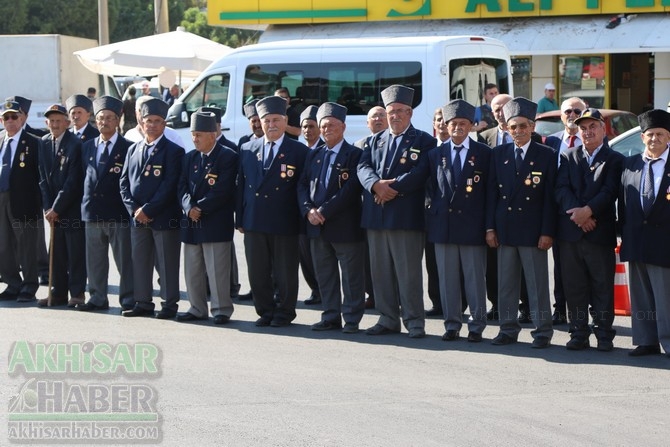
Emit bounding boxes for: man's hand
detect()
[188,207,202,222]
[44,209,59,224]
[372,179,398,204]
[134,207,152,225]
[486,230,499,248]
[538,235,553,250]
[307,208,325,226]
[580,217,597,233]
[567,206,593,227]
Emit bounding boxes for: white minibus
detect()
[166,36,513,146]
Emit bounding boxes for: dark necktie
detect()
[0,138,12,192]
[384,135,401,174]
[98,140,110,176]
[452,145,463,185]
[200,153,208,172]
[515,147,524,174]
[642,158,660,215]
[263,142,275,173]
[568,135,577,148]
[143,143,153,164]
[53,139,59,157]
[313,149,333,205]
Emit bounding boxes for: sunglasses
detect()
[563,109,582,115]
[2,113,19,121]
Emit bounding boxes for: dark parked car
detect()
[534,108,639,141]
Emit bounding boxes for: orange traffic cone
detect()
[614,244,631,316]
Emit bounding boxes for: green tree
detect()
[0,0,28,34]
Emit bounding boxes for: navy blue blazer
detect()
[218,134,239,152]
[1,129,42,221]
[555,143,623,247]
[81,135,132,222]
[179,143,238,244]
[39,131,83,227]
[119,135,184,230]
[397,137,492,245]
[619,154,670,268]
[236,137,308,235]
[72,125,100,143]
[297,140,364,243]
[486,141,557,246]
[357,125,437,231]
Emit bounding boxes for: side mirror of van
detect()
[166,102,189,128]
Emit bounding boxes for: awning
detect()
[260,13,670,55]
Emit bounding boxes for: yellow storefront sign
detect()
[209,0,670,25]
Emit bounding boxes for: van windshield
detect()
[243,62,422,117]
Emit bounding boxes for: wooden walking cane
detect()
[47,220,55,307]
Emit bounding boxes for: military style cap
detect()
[243,100,259,119]
[6,96,31,114]
[65,94,93,113]
[190,111,217,133]
[255,96,287,118]
[441,99,476,123]
[199,106,222,122]
[300,105,318,124]
[44,104,68,117]
[503,97,537,122]
[93,96,123,117]
[381,84,414,108]
[140,98,169,119]
[638,109,670,133]
[1,100,21,115]
[574,108,604,125]
[316,102,347,124]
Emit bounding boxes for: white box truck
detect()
[166,35,513,147]
[0,34,101,132]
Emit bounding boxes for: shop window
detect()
[558,55,607,108]
[511,57,531,99]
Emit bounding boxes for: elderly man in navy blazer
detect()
[236,95,308,327]
[400,100,492,342]
[619,109,670,357]
[65,94,99,142]
[177,111,238,325]
[120,98,184,319]
[298,102,365,333]
[79,96,134,312]
[357,84,437,339]
[37,104,86,308]
[0,101,43,302]
[555,108,624,351]
[486,97,557,348]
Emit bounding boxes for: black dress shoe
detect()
[491,333,517,345]
[255,316,272,327]
[304,294,321,305]
[532,336,551,349]
[426,307,443,317]
[486,307,499,321]
[270,317,291,327]
[0,290,18,301]
[629,345,661,357]
[155,310,176,320]
[566,337,590,350]
[122,307,155,317]
[365,324,399,336]
[596,339,614,352]
[213,315,230,325]
[176,312,205,322]
[467,332,483,343]
[78,302,110,312]
[237,292,253,301]
[311,320,341,331]
[17,293,36,303]
[552,310,567,325]
[442,330,460,341]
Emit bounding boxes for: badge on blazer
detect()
[154,169,161,177]
[399,157,407,164]
[257,152,262,161]
[466,186,473,193]
[208,178,215,186]
[473,173,481,183]
[468,155,475,166]
[280,172,286,178]
[409,148,420,161]
[112,166,121,174]
[524,178,532,186]
[286,164,296,177]
[532,176,541,184]
[341,172,349,180]
[529,161,534,166]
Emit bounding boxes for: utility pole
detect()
[155,0,169,34]
[98,0,111,95]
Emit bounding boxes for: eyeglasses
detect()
[2,113,19,121]
[563,109,582,115]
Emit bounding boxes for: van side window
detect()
[244,62,422,116]
[183,74,231,114]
